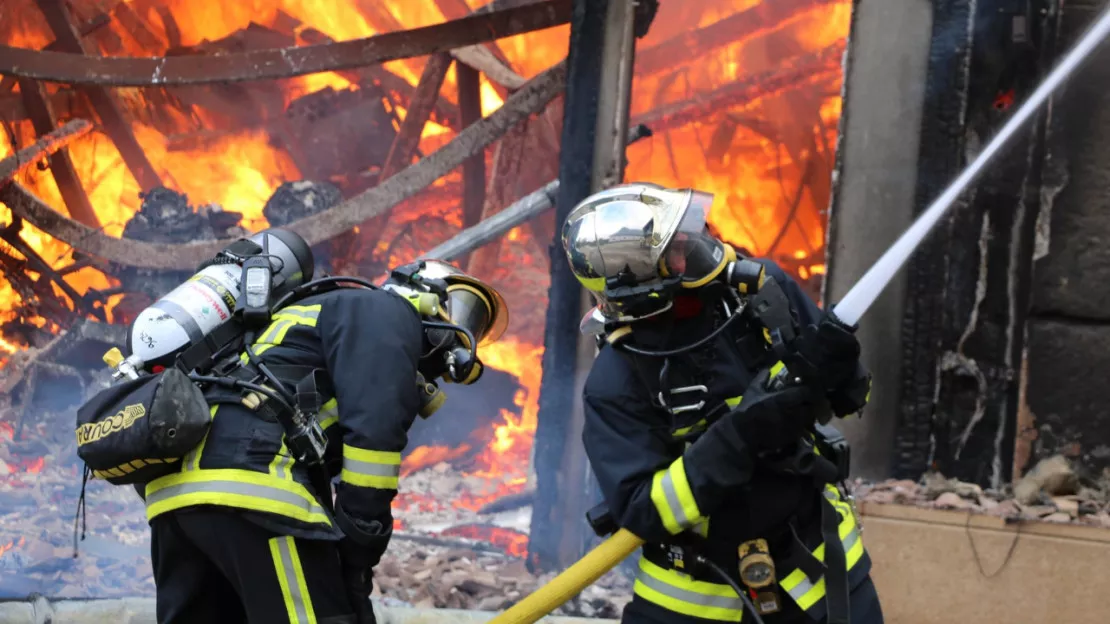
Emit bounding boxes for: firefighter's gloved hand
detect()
[335,502,392,623]
[789,313,862,393]
[727,368,819,452]
[827,361,871,417]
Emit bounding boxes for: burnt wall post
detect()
[527,0,609,572]
[1025,0,1110,477]
[823,0,935,479]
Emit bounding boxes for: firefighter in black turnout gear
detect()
[144,259,507,624]
[561,183,883,624]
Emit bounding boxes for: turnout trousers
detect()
[151,506,357,624]
[620,575,884,624]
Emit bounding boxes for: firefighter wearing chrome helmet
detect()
[562,183,882,624]
[145,259,506,624]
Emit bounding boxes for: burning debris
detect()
[0,0,855,594]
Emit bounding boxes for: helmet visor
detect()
[445,284,493,346]
[661,191,726,285]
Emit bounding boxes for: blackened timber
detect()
[36,0,163,192]
[465,121,530,276]
[0,0,572,87]
[380,53,454,180]
[457,63,488,270]
[0,119,93,182]
[422,124,650,263]
[16,79,100,229]
[635,0,834,78]
[632,43,844,133]
[0,61,568,270]
[297,28,460,128]
[528,0,608,573]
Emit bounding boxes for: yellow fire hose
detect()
[486,529,646,624]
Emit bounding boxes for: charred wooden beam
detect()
[35,0,163,193]
[0,0,572,87]
[435,0,517,68]
[0,12,109,97]
[16,79,100,229]
[636,0,833,78]
[465,121,530,276]
[0,60,568,270]
[457,63,488,270]
[297,28,460,129]
[529,0,610,573]
[632,43,844,133]
[380,53,455,180]
[0,119,92,183]
[0,215,105,322]
[421,124,649,263]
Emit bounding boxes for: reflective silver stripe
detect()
[659,470,692,529]
[342,457,401,478]
[636,566,746,612]
[147,479,323,515]
[275,307,320,320]
[785,527,862,603]
[273,453,294,480]
[274,537,311,624]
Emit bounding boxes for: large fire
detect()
[0,0,851,556]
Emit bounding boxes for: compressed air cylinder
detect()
[127,263,242,369]
[124,228,314,371]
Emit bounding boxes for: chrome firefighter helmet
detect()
[561,182,735,332]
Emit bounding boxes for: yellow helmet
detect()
[408,259,508,346]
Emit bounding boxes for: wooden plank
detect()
[0,119,93,182]
[1,60,568,270]
[0,0,572,87]
[457,62,487,270]
[16,79,100,229]
[465,120,529,276]
[35,0,163,192]
[860,503,1110,624]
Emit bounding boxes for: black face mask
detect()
[662,229,729,287]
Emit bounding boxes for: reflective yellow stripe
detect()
[779,487,865,612]
[242,305,322,360]
[91,457,180,480]
[182,405,219,472]
[649,457,704,534]
[318,398,339,431]
[633,557,744,621]
[770,361,786,377]
[340,444,401,489]
[145,469,332,527]
[269,441,295,481]
[725,395,742,408]
[672,419,707,437]
[269,536,318,624]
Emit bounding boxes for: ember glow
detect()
[0,0,851,558]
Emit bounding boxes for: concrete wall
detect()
[823,0,934,479]
[1026,0,1110,473]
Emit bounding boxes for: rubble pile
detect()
[374,539,632,617]
[855,454,1110,528]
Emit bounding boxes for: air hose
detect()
[486,529,645,624]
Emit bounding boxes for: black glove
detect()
[338,550,376,624]
[785,312,862,393]
[728,368,821,453]
[681,368,820,498]
[335,501,392,624]
[827,361,871,417]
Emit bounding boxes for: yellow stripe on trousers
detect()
[269,535,318,624]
